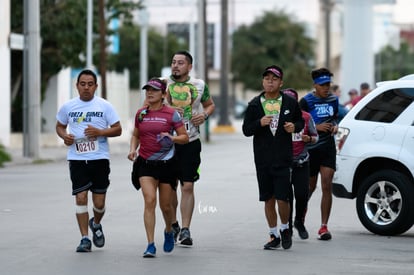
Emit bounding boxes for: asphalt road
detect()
[1,122,414,275]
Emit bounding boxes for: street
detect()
[1,123,414,275]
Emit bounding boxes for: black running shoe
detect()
[179,228,193,246]
[172,222,181,243]
[294,220,309,240]
[76,238,92,252]
[280,229,292,249]
[89,218,105,248]
[263,234,280,250]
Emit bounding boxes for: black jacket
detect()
[242,92,304,169]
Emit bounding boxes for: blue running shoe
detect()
[89,218,105,248]
[143,243,156,258]
[164,231,174,253]
[76,238,92,252]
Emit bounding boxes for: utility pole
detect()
[139,8,149,106]
[198,0,210,141]
[323,0,333,69]
[98,0,107,99]
[215,0,234,133]
[23,0,41,158]
[86,0,93,69]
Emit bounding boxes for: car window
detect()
[355,88,414,123]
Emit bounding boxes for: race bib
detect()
[184,119,190,134]
[270,114,279,136]
[75,138,99,154]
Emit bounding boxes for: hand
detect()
[63,134,75,146]
[301,134,312,143]
[283,122,295,133]
[260,115,274,126]
[317,122,333,133]
[84,124,101,138]
[127,150,137,161]
[190,113,206,127]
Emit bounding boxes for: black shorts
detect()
[131,156,178,191]
[69,159,110,195]
[256,166,291,202]
[175,139,201,184]
[308,143,336,177]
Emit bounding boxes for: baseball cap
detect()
[142,78,166,91]
[283,88,298,101]
[313,74,331,85]
[262,65,283,79]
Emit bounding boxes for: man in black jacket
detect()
[242,65,304,250]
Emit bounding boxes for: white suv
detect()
[333,75,414,236]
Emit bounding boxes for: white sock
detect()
[280,223,289,231]
[269,227,279,237]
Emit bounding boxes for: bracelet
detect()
[203,112,209,120]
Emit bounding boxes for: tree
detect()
[231,11,315,91]
[375,41,414,81]
[10,0,142,131]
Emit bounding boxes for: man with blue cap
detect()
[298,68,338,241]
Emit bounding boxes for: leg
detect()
[159,182,175,252]
[264,197,277,228]
[180,181,195,228]
[91,193,106,224]
[294,164,310,222]
[75,191,89,237]
[308,174,318,199]
[277,199,293,249]
[319,166,334,225]
[171,186,179,225]
[140,176,158,244]
[159,183,174,232]
[288,168,295,233]
[276,199,290,225]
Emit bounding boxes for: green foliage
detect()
[231,11,315,91]
[0,144,12,167]
[10,0,142,131]
[375,42,414,81]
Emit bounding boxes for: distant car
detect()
[211,97,247,119]
[333,74,414,236]
[234,100,247,119]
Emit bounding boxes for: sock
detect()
[82,235,89,240]
[280,223,289,231]
[269,227,279,237]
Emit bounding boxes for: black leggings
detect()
[289,161,310,224]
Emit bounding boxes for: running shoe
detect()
[178,228,193,246]
[76,238,92,252]
[280,229,292,249]
[263,234,280,250]
[172,222,181,243]
[164,231,175,253]
[89,218,105,247]
[143,242,156,258]
[294,220,309,240]
[318,225,332,240]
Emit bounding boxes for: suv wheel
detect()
[356,170,414,236]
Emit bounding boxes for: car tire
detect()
[356,170,414,236]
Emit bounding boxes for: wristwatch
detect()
[203,112,209,120]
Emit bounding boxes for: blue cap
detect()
[313,75,331,85]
